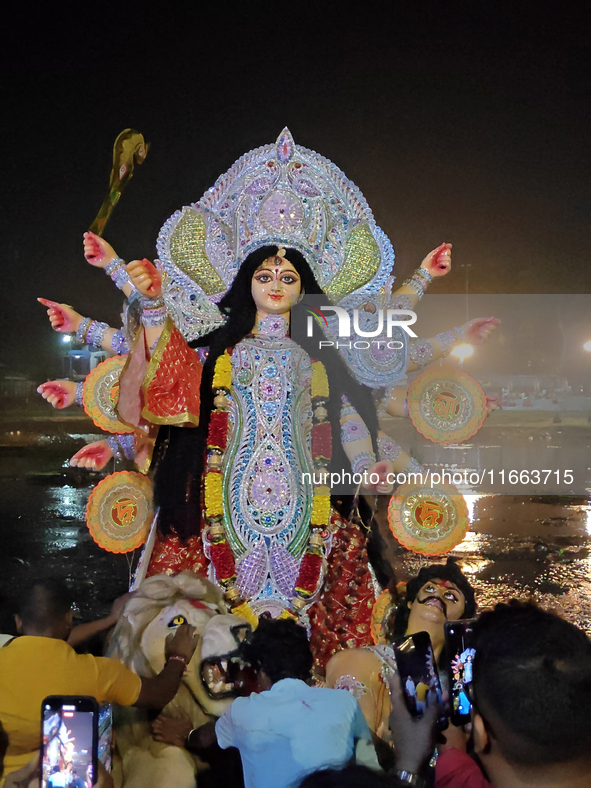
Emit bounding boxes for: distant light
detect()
[61,334,72,344]
[450,343,474,361]
[583,340,591,352]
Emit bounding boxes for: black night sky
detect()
[1,2,590,380]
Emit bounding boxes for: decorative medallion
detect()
[82,355,134,434]
[86,471,153,553]
[387,482,469,555]
[408,367,486,445]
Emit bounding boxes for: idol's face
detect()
[407,578,466,630]
[251,257,301,316]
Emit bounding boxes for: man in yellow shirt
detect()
[0,579,197,781]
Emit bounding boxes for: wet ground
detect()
[1,418,590,636]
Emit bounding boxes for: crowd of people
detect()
[0,562,590,788]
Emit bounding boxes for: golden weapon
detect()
[89,129,149,236]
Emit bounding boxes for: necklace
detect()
[202,347,332,626]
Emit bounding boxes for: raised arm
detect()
[83,231,137,300]
[407,317,500,372]
[390,243,452,309]
[126,259,166,350]
[38,298,128,355]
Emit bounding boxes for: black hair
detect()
[240,617,313,684]
[386,558,476,641]
[472,601,591,767]
[18,578,73,632]
[153,245,379,538]
[0,720,8,779]
[299,765,405,788]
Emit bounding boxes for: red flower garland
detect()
[311,422,332,460]
[209,540,236,583]
[295,552,323,596]
[207,411,229,450]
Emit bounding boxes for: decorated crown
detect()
[157,128,395,340]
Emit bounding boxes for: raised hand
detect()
[70,440,113,470]
[37,298,82,333]
[127,259,162,298]
[421,243,452,278]
[366,459,395,494]
[83,231,118,268]
[37,380,77,409]
[462,317,501,345]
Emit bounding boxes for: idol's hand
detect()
[485,394,498,416]
[421,243,452,278]
[127,259,162,298]
[38,298,82,333]
[70,440,113,470]
[462,317,501,345]
[83,231,118,268]
[366,460,395,494]
[37,380,76,409]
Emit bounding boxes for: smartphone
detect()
[444,619,477,726]
[393,631,446,728]
[41,696,98,788]
[97,704,112,773]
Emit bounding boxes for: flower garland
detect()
[203,350,332,627]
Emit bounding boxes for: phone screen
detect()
[393,631,445,726]
[41,697,98,788]
[445,620,477,726]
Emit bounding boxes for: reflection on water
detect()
[385,493,591,635]
[0,446,590,635]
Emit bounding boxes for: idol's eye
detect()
[281,275,297,284]
[424,584,436,592]
[168,615,188,628]
[444,591,458,601]
[255,274,272,283]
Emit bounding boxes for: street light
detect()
[61,334,72,344]
[583,340,591,352]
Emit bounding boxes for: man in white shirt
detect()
[215,618,380,788]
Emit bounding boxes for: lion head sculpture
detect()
[107,571,251,788]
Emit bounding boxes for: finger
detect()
[38,297,61,308]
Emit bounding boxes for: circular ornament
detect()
[86,471,153,553]
[408,367,486,445]
[387,482,468,555]
[82,355,134,434]
[260,190,304,232]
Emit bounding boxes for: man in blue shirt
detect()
[214,618,380,788]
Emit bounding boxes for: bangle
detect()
[141,296,167,328]
[436,330,456,356]
[185,728,198,751]
[415,266,433,284]
[75,317,91,345]
[75,381,84,407]
[105,257,135,291]
[402,274,428,298]
[111,330,129,355]
[86,320,109,349]
[167,655,188,668]
[393,770,423,787]
[351,450,376,476]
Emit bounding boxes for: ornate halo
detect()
[387,482,469,555]
[156,129,396,340]
[408,367,487,445]
[82,356,134,434]
[86,471,154,553]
